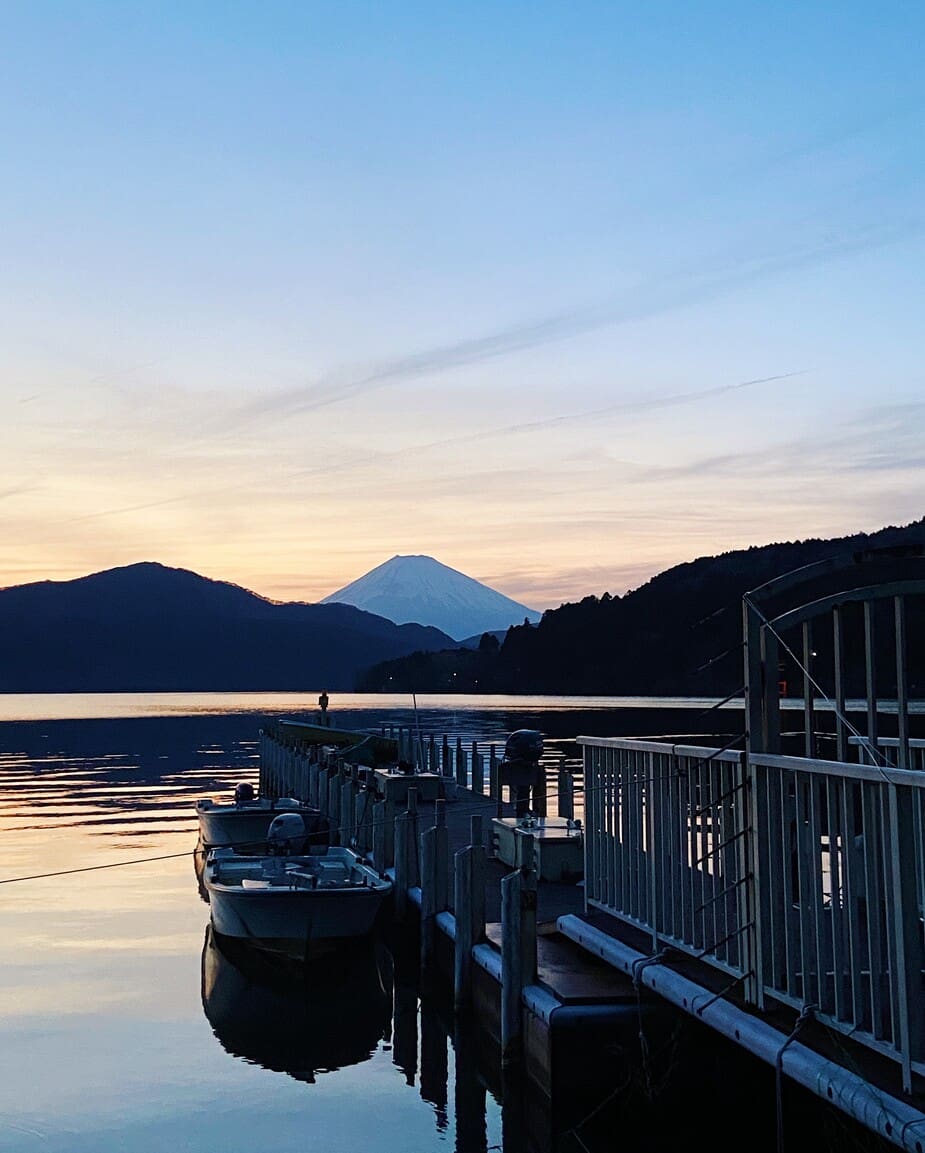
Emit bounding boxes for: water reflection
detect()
[0,700,794,1153]
[201,927,392,1081]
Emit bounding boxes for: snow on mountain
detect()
[321,555,541,641]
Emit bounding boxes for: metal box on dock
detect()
[491,816,583,881]
[371,770,452,805]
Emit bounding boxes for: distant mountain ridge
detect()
[0,562,455,691]
[321,554,541,640]
[359,519,925,695]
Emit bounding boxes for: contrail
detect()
[290,369,811,469]
[69,368,805,522]
[230,218,913,427]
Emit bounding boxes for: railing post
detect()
[454,815,486,1006]
[421,799,449,970]
[501,833,536,1066]
[739,750,763,1006]
[887,780,922,1092]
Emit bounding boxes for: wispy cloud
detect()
[59,368,801,524]
[230,218,916,426]
[629,400,925,485]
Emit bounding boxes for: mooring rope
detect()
[775,1002,817,1153]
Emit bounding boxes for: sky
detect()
[1,2,923,610]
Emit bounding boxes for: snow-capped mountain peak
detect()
[321,555,540,640]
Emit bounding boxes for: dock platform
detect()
[255,540,925,1153]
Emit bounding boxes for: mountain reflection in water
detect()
[0,696,786,1153]
[201,927,393,1081]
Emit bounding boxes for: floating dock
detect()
[256,545,925,1152]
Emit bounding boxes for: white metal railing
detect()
[849,736,925,771]
[581,737,925,1090]
[582,738,748,975]
[750,751,925,1087]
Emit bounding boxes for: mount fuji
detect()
[321,555,541,640]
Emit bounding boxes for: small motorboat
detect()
[196,782,329,852]
[204,815,392,958]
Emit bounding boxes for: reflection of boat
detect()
[196,794,329,851]
[201,924,392,1081]
[204,845,392,958]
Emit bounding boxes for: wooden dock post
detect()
[407,787,420,888]
[454,815,486,1007]
[340,776,356,846]
[471,742,483,795]
[354,789,368,851]
[372,799,386,873]
[383,798,395,867]
[557,760,574,820]
[327,768,341,843]
[455,737,467,790]
[489,746,502,817]
[442,734,450,776]
[501,833,537,1066]
[316,763,329,815]
[420,799,449,970]
[394,787,420,922]
[394,811,410,920]
[534,765,547,817]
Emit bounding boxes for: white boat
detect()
[196,789,329,852]
[204,844,392,957]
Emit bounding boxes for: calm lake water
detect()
[0,693,875,1152]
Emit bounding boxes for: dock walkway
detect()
[254,541,925,1153]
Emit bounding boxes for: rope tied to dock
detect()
[631,948,676,1100]
[775,1003,817,1153]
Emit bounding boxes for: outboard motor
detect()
[501,729,544,819]
[267,811,306,856]
[504,730,543,764]
[234,781,256,806]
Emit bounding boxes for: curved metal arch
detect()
[766,579,925,633]
[743,546,925,763]
[745,544,925,608]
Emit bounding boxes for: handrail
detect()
[577,735,742,761]
[748,750,925,787]
[582,735,925,1092]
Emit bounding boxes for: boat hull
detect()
[208,885,387,955]
[204,848,391,959]
[196,802,329,851]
